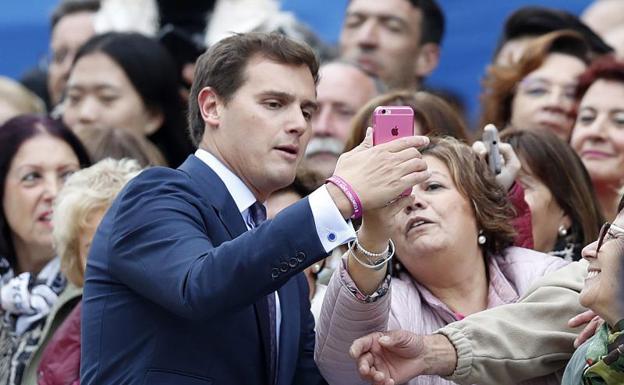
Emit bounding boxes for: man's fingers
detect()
[377,135,429,153]
[574,316,603,348]
[357,352,373,376]
[393,146,423,162]
[351,333,378,359]
[568,309,596,327]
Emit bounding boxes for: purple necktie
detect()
[249,202,277,383]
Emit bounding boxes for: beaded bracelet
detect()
[326,175,363,219]
[348,238,395,270]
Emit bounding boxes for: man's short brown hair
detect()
[187,32,320,146]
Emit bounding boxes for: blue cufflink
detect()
[328,233,336,242]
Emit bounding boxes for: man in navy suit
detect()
[80,32,430,385]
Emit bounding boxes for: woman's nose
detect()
[404,187,426,213]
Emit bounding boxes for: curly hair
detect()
[53,158,142,286]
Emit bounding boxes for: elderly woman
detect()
[315,137,569,385]
[561,197,624,384]
[0,115,90,385]
[24,158,142,385]
[480,30,591,141]
[570,55,624,222]
[500,130,603,260]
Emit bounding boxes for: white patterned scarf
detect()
[0,256,66,385]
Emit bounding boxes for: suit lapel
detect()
[179,155,273,384]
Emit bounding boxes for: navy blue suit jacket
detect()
[81,155,329,385]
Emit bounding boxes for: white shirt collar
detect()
[194,148,257,214]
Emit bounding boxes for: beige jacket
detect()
[438,259,587,385]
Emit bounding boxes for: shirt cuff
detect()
[308,185,356,253]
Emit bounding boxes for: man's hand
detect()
[349,330,457,385]
[329,128,429,218]
[568,309,604,348]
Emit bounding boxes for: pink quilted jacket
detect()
[315,247,569,385]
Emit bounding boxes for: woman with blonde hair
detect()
[0,77,45,124]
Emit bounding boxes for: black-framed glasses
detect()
[596,222,624,253]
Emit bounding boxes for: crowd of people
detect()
[1,0,623,384]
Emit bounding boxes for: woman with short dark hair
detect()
[570,55,624,222]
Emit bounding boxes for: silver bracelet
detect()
[348,238,395,270]
[355,236,390,258]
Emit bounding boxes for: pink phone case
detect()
[372,106,415,145]
[372,106,415,197]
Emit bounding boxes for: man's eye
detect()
[264,101,282,110]
[345,15,364,28]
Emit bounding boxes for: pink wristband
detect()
[326,175,363,219]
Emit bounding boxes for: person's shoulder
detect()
[499,247,570,270]
[495,247,570,286]
[122,165,196,197]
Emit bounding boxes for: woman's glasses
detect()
[596,222,624,253]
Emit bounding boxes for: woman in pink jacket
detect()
[315,137,570,385]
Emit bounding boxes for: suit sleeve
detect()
[437,260,587,384]
[107,172,328,321]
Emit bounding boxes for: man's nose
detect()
[312,108,336,138]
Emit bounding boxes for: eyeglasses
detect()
[596,222,624,253]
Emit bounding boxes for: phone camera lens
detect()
[381,109,386,114]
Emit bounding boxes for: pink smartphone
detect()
[372,106,415,197]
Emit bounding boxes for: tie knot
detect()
[249,201,267,227]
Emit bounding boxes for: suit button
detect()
[296,251,306,262]
[279,262,289,272]
[288,258,298,268]
[271,268,280,279]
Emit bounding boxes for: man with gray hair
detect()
[298,61,380,190]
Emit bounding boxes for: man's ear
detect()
[198,87,221,128]
[414,43,441,78]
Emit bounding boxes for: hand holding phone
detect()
[372,106,415,197]
[482,124,502,175]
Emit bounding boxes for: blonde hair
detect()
[0,77,45,123]
[53,158,142,286]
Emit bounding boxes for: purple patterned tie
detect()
[249,202,277,383]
